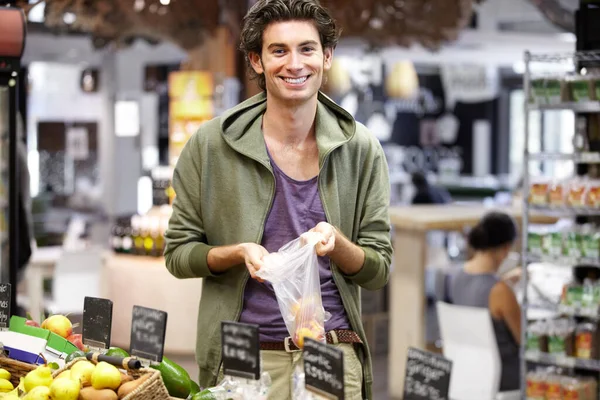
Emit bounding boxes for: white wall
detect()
[24,35,186,216]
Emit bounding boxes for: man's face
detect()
[249,20,333,106]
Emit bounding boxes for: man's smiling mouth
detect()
[281,76,309,84]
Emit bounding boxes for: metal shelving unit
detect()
[521,50,600,399]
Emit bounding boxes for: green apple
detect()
[91,362,121,390]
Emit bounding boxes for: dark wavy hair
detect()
[468,212,517,251]
[239,0,341,91]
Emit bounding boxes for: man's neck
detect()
[262,94,318,145]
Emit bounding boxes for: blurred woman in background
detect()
[449,211,521,391]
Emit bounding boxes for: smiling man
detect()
[164,1,392,399]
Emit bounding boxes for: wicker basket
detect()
[0,356,37,387]
[53,357,171,400]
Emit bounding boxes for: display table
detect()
[387,203,557,397]
[100,254,202,354]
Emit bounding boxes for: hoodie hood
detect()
[219,91,356,167]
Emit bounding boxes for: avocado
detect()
[65,350,86,363]
[150,356,192,398]
[105,347,130,358]
[189,380,200,395]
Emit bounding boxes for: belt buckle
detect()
[284,336,299,353]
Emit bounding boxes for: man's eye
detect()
[303,47,315,52]
[273,49,285,54]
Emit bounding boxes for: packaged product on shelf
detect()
[528,229,546,256]
[547,319,575,357]
[527,320,549,353]
[526,371,548,400]
[545,77,567,105]
[563,282,584,308]
[529,179,550,206]
[593,78,600,101]
[567,179,588,208]
[547,229,565,257]
[548,180,567,206]
[581,278,598,311]
[581,224,600,259]
[545,374,563,400]
[564,229,583,259]
[585,180,600,207]
[575,321,598,359]
[529,78,547,105]
[569,75,594,102]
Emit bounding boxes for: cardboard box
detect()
[9,316,78,365]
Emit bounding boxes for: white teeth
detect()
[284,77,307,84]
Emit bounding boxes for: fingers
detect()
[247,260,264,282]
[316,234,335,257]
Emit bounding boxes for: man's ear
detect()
[249,52,264,74]
[323,47,333,71]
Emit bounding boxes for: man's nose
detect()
[286,51,303,71]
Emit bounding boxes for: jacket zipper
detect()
[318,148,373,391]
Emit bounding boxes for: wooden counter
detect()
[388,203,556,397]
[100,254,202,355]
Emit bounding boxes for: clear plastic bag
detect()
[197,372,271,399]
[255,232,330,348]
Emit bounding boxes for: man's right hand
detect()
[238,243,269,282]
[207,243,269,280]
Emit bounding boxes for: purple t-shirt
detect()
[238,152,350,342]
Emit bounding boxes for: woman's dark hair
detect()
[239,0,341,91]
[468,212,517,251]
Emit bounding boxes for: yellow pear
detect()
[70,361,95,387]
[55,370,71,380]
[90,362,120,391]
[49,377,80,400]
[0,368,11,380]
[0,378,13,392]
[24,366,53,393]
[23,385,50,400]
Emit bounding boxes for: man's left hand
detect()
[309,222,336,256]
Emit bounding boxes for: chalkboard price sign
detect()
[303,338,344,400]
[0,284,10,329]
[130,306,167,363]
[221,321,260,380]
[83,297,113,350]
[403,347,452,400]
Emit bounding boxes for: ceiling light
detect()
[63,12,76,24]
[160,0,170,5]
[134,0,145,12]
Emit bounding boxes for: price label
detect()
[403,347,452,400]
[83,297,113,351]
[221,321,260,380]
[303,338,344,400]
[0,284,10,329]
[129,306,167,363]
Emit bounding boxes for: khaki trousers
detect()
[219,343,363,400]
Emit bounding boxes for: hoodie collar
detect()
[219,91,356,167]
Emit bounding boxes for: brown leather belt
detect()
[260,329,362,352]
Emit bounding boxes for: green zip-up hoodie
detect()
[164,91,392,399]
